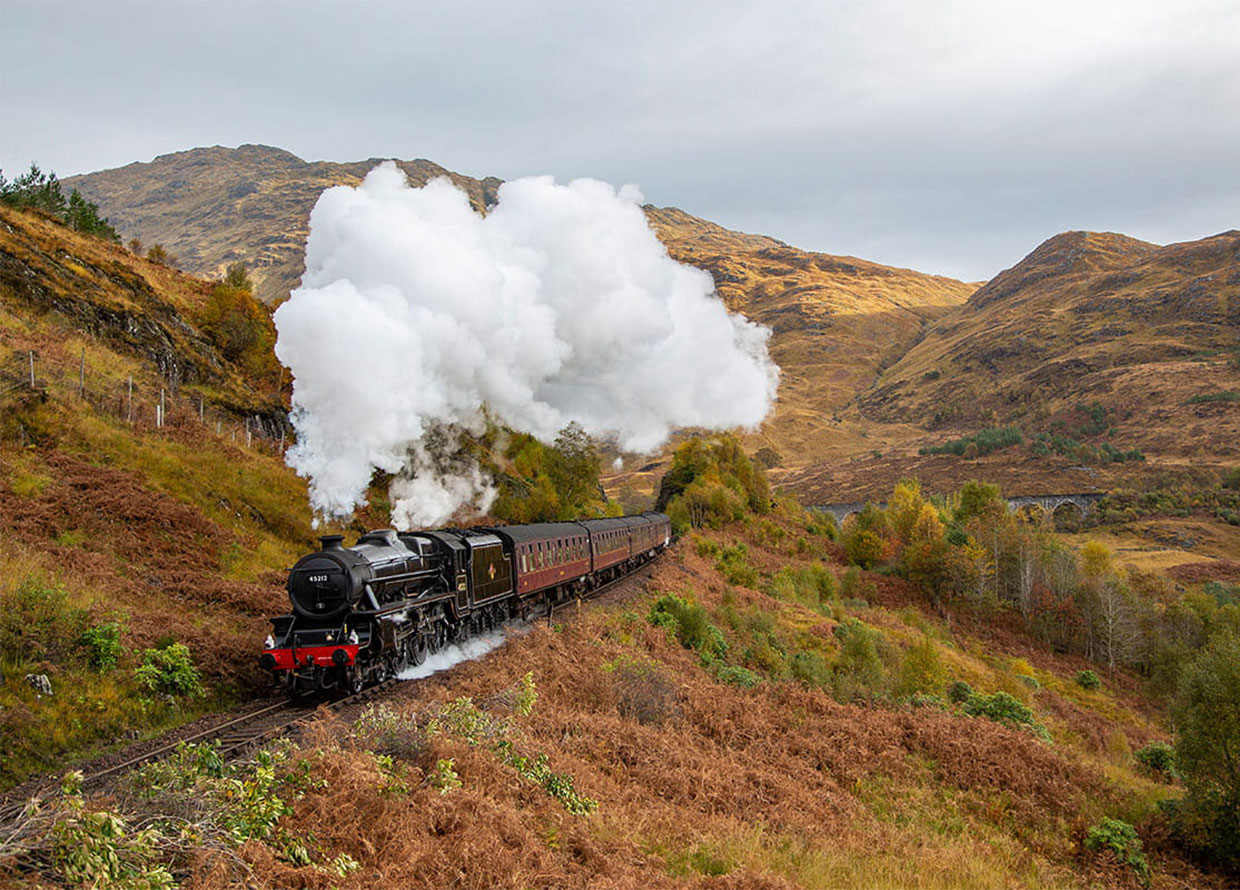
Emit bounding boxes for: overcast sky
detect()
[2,0,1237,280]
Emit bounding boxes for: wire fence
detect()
[0,348,291,456]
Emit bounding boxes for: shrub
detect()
[1186,391,1240,404]
[964,691,1051,742]
[920,426,1023,458]
[79,622,125,673]
[604,656,679,724]
[766,564,836,610]
[894,638,946,698]
[0,576,91,666]
[715,664,760,688]
[1134,741,1177,779]
[354,702,424,760]
[133,643,203,698]
[948,680,974,704]
[1075,669,1101,690]
[648,594,727,661]
[844,529,886,569]
[715,543,759,588]
[1084,818,1149,883]
[789,651,831,687]
[831,619,886,701]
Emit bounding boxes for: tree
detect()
[64,189,119,241]
[546,422,600,517]
[887,478,926,545]
[954,479,1004,525]
[0,163,66,216]
[1172,632,1240,872]
[902,502,950,599]
[146,244,174,266]
[223,261,253,291]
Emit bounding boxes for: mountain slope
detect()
[858,229,1240,463]
[63,144,502,305]
[66,146,976,476]
[0,204,322,785]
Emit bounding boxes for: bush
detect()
[920,426,1023,458]
[79,622,125,673]
[963,691,1051,742]
[766,564,836,611]
[1134,741,1177,779]
[948,680,974,704]
[715,664,760,688]
[648,594,727,661]
[1084,818,1149,883]
[133,643,204,698]
[715,543,758,588]
[0,576,90,666]
[1075,669,1101,689]
[894,638,946,698]
[831,619,886,702]
[789,651,830,687]
[604,656,679,724]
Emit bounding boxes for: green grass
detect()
[1185,390,1240,404]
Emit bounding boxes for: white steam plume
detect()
[274,162,778,528]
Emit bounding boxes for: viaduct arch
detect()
[810,492,1104,525]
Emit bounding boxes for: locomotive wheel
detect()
[411,634,427,665]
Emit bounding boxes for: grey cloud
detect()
[1,0,1236,280]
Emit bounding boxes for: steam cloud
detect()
[274,162,778,528]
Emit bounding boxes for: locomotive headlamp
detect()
[332,648,349,666]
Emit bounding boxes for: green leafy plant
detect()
[1134,741,1177,779]
[948,680,974,704]
[428,758,462,794]
[133,643,203,698]
[963,691,1051,742]
[79,621,125,673]
[1075,669,1101,690]
[1085,818,1149,883]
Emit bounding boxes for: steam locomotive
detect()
[260,512,672,697]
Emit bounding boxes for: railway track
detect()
[0,554,663,828]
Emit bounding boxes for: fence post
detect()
[127,376,133,422]
[199,396,204,422]
[79,349,85,396]
[159,388,166,428]
[28,351,34,388]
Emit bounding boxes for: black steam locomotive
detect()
[260,512,672,697]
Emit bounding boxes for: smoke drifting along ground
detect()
[275,162,778,528]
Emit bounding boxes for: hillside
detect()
[63,145,502,306]
[67,146,974,482]
[645,208,973,471]
[3,502,1230,888]
[60,145,1240,506]
[0,204,321,785]
[861,230,1240,460]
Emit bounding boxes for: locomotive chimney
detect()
[319,535,345,551]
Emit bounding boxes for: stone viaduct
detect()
[810,492,1104,525]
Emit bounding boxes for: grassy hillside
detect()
[67,146,976,485]
[5,499,1230,888]
[0,204,325,786]
[63,144,502,306]
[860,230,1240,465]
